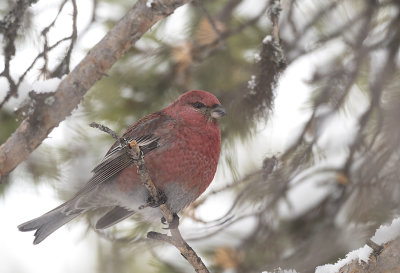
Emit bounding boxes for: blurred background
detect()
[1,0,400,272]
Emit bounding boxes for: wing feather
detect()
[68,112,174,201]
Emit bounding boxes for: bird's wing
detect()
[91,133,159,174]
[68,112,175,202]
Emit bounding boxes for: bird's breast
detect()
[146,123,221,196]
[113,121,221,211]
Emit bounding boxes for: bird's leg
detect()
[146,189,167,208]
[161,213,180,229]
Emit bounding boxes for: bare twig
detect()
[134,146,210,273]
[38,0,69,78]
[1,0,78,108]
[51,0,79,77]
[194,0,224,43]
[16,36,73,88]
[0,0,40,107]
[192,2,270,56]
[269,0,281,43]
[89,122,120,140]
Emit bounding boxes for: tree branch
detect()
[0,0,39,107]
[318,237,400,273]
[0,0,192,182]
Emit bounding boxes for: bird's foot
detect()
[161,213,180,229]
[146,190,167,208]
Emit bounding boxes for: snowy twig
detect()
[316,217,400,273]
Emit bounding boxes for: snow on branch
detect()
[316,217,400,273]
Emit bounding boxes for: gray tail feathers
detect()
[18,206,83,245]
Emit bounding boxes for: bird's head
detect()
[168,90,226,125]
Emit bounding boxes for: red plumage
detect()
[18,90,225,244]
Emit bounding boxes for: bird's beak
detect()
[211,105,226,119]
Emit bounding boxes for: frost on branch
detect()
[316,217,400,273]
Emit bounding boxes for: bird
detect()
[18,90,225,244]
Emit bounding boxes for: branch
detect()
[0,0,39,107]
[269,0,281,43]
[50,0,78,77]
[194,0,224,44]
[244,0,286,120]
[0,0,192,182]
[91,122,210,273]
[316,237,400,273]
[132,140,210,273]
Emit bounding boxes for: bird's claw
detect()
[146,190,167,208]
[161,213,180,229]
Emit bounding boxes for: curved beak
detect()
[211,105,226,119]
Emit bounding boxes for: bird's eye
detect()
[191,102,206,109]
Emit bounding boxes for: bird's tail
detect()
[18,205,83,245]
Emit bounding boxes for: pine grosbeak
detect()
[18,90,225,244]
